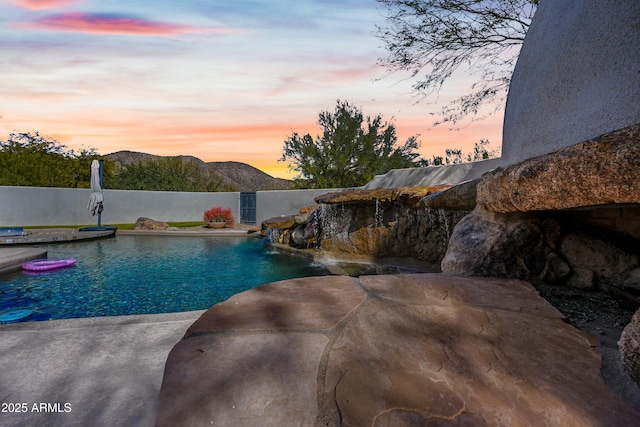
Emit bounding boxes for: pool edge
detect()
[0,310,206,331]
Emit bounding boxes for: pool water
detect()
[0,235,330,322]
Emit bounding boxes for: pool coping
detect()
[117,229,258,237]
[0,227,116,246]
[0,309,206,331]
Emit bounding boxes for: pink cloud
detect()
[328,66,375,81]
[16,13,239,36]
[12,0,79,10]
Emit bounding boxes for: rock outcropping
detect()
[261,185,472,268]
[442,206,640,290]
[478,126,640,213]
[442,128,640,291]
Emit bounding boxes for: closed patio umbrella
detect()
[87,159,104,226]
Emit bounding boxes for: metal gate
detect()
[240,192,257,225]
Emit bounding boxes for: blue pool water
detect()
[0,235,330,322]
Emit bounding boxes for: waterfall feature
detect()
[262,185,472,270]
[374,199,383,228]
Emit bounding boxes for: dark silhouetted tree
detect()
[0,131,100,188]
[106,157,236,192]
[280,100,425,188]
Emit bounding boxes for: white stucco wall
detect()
[501,0,640,167]
[0,186,339,227]
[0,186,240,226]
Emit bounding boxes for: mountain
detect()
[105,151,294,192]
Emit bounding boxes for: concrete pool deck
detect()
[0,310,204,427]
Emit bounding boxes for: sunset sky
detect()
[0,0,505,178]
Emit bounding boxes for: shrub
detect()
[203,207,235,227]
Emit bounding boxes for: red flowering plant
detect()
[203,207,235,228]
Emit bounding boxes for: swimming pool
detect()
[0,235,330,322]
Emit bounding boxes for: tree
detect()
[280,100,424,188]
[0,131,100,187]
[376,0,537,125]
[106,157,237,192]
[425,138,499,165]
[444,148,463,165]
[466,138,498,162]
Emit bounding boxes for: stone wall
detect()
[0,185,240,226]
[0,185,347,227]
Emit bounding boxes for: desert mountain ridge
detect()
[105,150,294,192]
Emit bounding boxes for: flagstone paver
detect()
[156,273,640,426]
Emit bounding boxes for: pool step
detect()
[0,248,48,275]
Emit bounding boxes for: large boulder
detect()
[559,233,639,289]
[134,217,169,230]
[261,215,296,230]
[418,178,478,211]
[442,206,640,290]
[620,309,640,384]
[319,201,467,267]
[478,125,640,213]
[440,207,548,279]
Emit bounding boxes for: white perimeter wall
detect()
[0,186,339,227]
[0,186,240,226]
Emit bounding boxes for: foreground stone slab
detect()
[156,274,640,426]
[185,276,366,335]
[158,333,328,426]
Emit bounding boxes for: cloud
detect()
[328,66,377,82]
[162,123,309,140]
[11,0,79,10]
[15,12,240,36]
